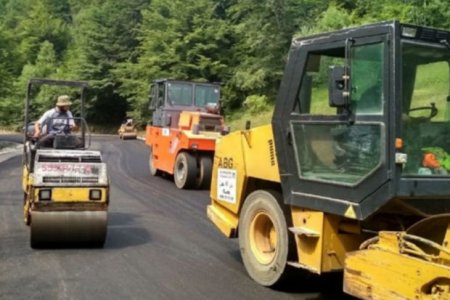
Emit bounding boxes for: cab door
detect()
[273,29,393,220]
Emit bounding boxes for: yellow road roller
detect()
[118,117,138,140]
[22,79,109,248]
[208,22,450,299]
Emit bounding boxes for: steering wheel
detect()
[60,123,72,135]
[407,102,438,120]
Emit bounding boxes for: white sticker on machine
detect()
[217,168,237,204]
[162,128,170,136]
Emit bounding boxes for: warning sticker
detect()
[162,128,170,136]
[217,168,237,204]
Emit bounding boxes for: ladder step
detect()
[289,226,320,238]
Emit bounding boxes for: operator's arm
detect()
[68,111,76,129]
[33,110,51,138]
[33,122,41,138]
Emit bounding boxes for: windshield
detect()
[401,41,450,176]
[167,83,193,106]
[195,85,220,106]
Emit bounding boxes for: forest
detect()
[0,0,448,128]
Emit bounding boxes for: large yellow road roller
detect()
[208,22,450,299]
[22,79,109,248]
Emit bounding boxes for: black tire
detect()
[30,238,40,249]
[239,190,292,287]
[196,155,212,189]
[174,152,198,189]
[23,192,31,226]
[149,147,160,176]
[30,223,40,249]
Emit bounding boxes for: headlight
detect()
[39,189,52,201]
[89,189,102,201]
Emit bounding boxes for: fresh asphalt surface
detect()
[0,134,352,300]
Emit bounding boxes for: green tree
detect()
[14,0,70,63]
[115,0,232,124]
[63,0,148,124]
[225,0,327,110]
[0,26,21,125]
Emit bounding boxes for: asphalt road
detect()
[0,134,351,300]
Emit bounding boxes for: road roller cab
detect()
[22,79,109,248]
[146,79,227,189]
[208,22,450,299]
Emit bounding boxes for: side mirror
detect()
[329,65,350,108]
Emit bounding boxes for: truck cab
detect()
[149,79,222,130]
[273,21,450,220]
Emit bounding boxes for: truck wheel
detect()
[196,155,212,189]
[239,190,292,287]
[149,148,160,176]
[174,152,198,189]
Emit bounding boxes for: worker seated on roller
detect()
[33,95,76,148]
[125,118,134,127]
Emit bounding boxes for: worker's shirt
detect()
[38,107,75,135]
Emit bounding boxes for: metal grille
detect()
[43,176,99,183]
[81,156,102,163]
[39,156,79,162]
[199,116,221,131]
[38,155,101,163]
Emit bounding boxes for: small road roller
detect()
[22,79,109,248]
[118,117,138,140]
[208,21,450,299]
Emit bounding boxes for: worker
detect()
[33,95,76,147]
[125,118,133,126]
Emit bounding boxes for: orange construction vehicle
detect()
[146,79,227,189]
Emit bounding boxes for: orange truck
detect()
[146,79,227,189]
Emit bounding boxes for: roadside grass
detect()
[225,108,273,131]
[0,125,21,133]
[411,62,448,120]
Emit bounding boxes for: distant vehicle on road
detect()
[146,79,228,189]
[118,117,138,139]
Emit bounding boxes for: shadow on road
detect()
[276,270,356,299]
[105,212,152,249]
[227,248,355,299]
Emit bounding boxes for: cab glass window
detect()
[195,85,220,106]
[292,42,385,185]
[351,42,384,114]
[167,83,192,106]
[401,42,450,176]
[296,50,344,115]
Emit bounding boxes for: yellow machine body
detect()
[208,124,450,299]
[118,123,138,139]
[208,124,364,273]
[208,124,279,236]
[22,148,109,247]
[345,230,450,300]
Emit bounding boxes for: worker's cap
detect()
[56,95,72,106]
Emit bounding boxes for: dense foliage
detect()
[0,0,448,126]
